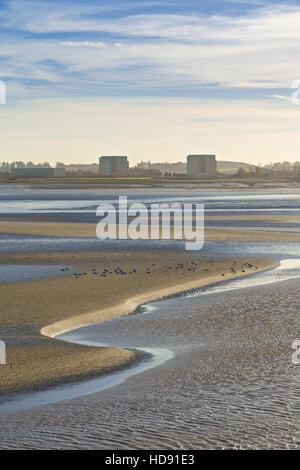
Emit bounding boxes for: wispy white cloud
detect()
[0,1,299,95]
[271,94,292,101]
[60,41,107,48]
[4,1,300,43]
[224,0,268,5]
[1,1,300,164]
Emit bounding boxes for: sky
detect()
[1,0,300,165]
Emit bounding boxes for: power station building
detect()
[186,155,217,178]
[10,167,66,178]
[99,156,129,176]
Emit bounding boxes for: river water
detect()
[0,259,299,449]
[0,186,299,449]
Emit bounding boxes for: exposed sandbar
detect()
[0,249,277,395]
[0,220,299,242]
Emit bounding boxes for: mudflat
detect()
[0,248,277,395]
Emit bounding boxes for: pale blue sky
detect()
[0,0,300,165]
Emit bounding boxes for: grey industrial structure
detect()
[11,167,66,178]
[99,156,129,175]
[186,154,217,178]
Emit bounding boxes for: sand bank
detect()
[2,214,300,223]
[0,249,277,395]
[0,220,300,242]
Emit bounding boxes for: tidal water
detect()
[2,186,300,257]
[0,186,299,449]
[0,260,299,449]
[2,185,300,225]
[0,264,72,283]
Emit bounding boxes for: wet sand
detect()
[0,268,298,449]
[3,214,300,223]
[1,220,300,241]
[0,249,276,395]
[0,188,298,449]
[205,215,300,223]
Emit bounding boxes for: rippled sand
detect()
[1,249,271,394]
[2,220,300,241]
[0,277,299,449]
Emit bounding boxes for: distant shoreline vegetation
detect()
[1,174,300,186]
[1,159,300,183]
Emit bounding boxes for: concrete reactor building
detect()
[99,156,129,176]
[186,154,217,178]
[11,167,66,178]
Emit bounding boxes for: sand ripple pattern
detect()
[0,277,299,449]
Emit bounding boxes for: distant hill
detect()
[135,160,255,176]
[217,161,254,170]
[217,161,255,174]
[136,161,187,175]
[64,160,255,176]
[65,163,99,173]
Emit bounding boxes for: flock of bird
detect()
[60,260,258,280]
